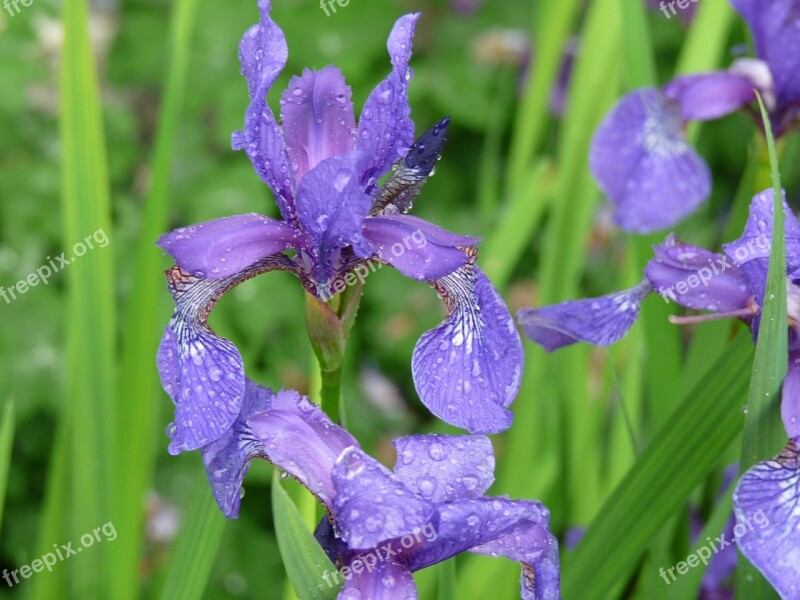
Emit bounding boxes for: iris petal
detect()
[362,215,477,281]
[337,559,418,600]
[663,72,757,122]
[783,352,800,440]
[331,446,435,551]
[157,214,298,280]
[157,257,297,455]
[233,0,297,222]
[392,434,495,503]
[405,496,560,600]
[280,66,357,182]
[590,88,710,233]
[412,262,523,434]
[731,0,800,132]
[518,282,651,351]
[201,383,359,518]
[723,189,800,310]
[645,234,753,312]
[358,13,420,190]
[295,152,374,284]
[733,441,800,600]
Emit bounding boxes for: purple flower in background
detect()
[517,189,800,597]
[591,0,800,233]
[203,389,560,599]
[156,0,523,447]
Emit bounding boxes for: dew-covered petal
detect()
[783,352,800,440]
[412,262,523,434]
[406,496,560,600]
[517,282,651,352]
[337,559,418,600]
[157,214,298,279]
[331,446,435,551]
[663,71,757,121]
[362,215,478,281]
[295,152,374,283]
[723,189,800,309]
[645,234,753,312]
[232,0,297,222]
[158,257,297,455]
[357,14,420,190]
[199,379,277,517]
[731,0,800,132]
[589,88,710,233]
[733,441,800,600]
[280,66,357,183]
[247,391,359,510]
[392,434,495,503]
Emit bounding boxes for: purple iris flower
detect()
[590,0,800,233]
[156,0,524,450]
[517,189,800,597]
[201,380,559,598]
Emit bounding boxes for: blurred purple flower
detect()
[518,189,800,597]
[591,0,800,233]
[203,390,560,599]
[156,1,523,446]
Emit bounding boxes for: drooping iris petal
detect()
[362,215,478,281]
[337,559,418,600]
[663,72,757,121]
[731,0,800,132]
[644,234,753,312]
[357,13,420,190]
[201,383,358,518]
[157,257,297,455]
[392,434,495,503]
[157,214,298,279]
[160,271,245,454]
[295,152,374,283]
[518,282,651,352]
[412,263,523,434]
[199,379,277,518]
[589,88,710,233]
[723,190,800,309]
[405,496,560,600]
[733,441,800,600]
[280,66,357,183]
[331,447,435,551]
[232,0,297,222]
[783,352,800,440]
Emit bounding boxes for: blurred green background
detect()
[1,0,796,598]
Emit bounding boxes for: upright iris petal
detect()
[280,66,357,182]
[233,0,296,223]
[357,13,420,190]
